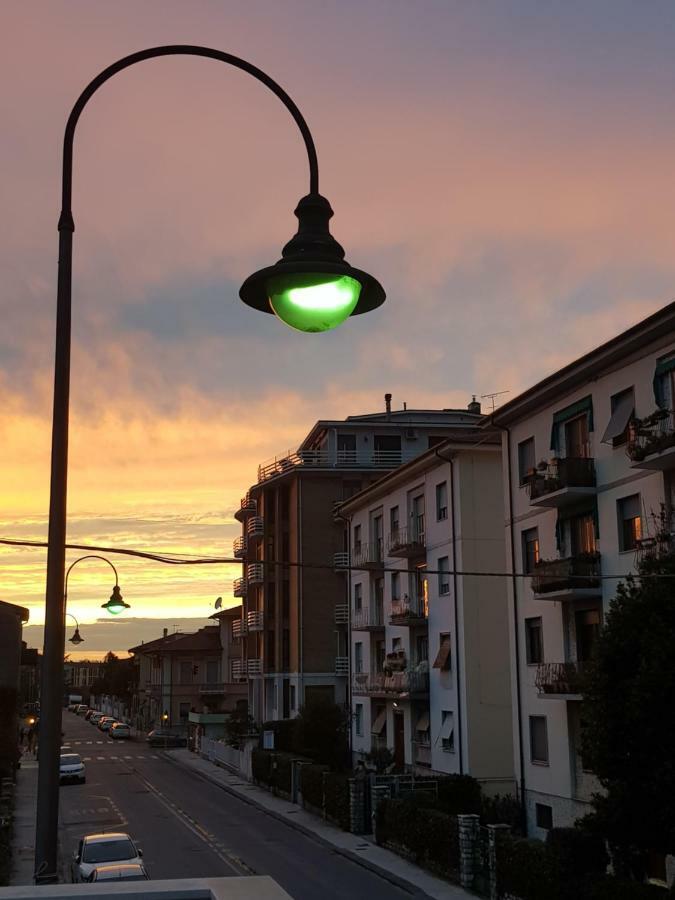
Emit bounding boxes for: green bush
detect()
[323,773,350,830]
[546,827,608,881]
[480,793,522,831]
[496,834,557,900]
[300,764,328,811]
[435,774,482,815]
[375,797,459,879]
[260,719,296,753]
[585,876,669,899]
[251,748,274,786]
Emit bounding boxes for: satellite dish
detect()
[214,597,223,609]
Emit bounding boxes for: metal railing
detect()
[235,493,257,520]
[247,563,264,583]
[333,551,350,570]
[233,577,247,598]
[352,605,385,629]
[233,536,248,558]
[247,610,264,630]
[531,553,601,594]
[390,596,427,623]
[535,661,585,695]
[247,658,263,676]
[351,541,384,568]
[528,456,596,500]
[232,619,248,639]
[335,657,349,676]
[334,604,349,625]
[246,516,264,539]
[351,670,429,696]
[257,446,414,483]
[199,682,226,694]
[231,660,246,681]
[627,410,675,462]
[388,525,426,556]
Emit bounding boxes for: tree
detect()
[224,705,257,748]
[294,698,350,770]
[91,652,138,701]
[580,542,675,876]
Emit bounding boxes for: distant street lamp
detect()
[66,614,83,645]
[37,45,385,882]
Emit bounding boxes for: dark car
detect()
[146,730,187,748]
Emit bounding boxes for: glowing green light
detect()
[267,273,361,333]
[105,602,124,616]
[101,585,129,616]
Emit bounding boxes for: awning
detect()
[439,712,454,739]
[601,391,634,444]
[653,355,675,407]
[371,709,386,735]
[550,395,594,451]
[432,635,452,670]
[416,711,430,732]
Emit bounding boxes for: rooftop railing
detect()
[257,446,414,483]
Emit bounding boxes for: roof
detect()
[127,632,185,655]
[165,627,221,653]
[490,300,675,426]
[337,431,501,514]
[0,600,29,623]
[210,604,242,621]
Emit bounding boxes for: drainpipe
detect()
[434,448,464,775]
[491,418,527,833]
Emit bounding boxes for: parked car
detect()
[90,712,105,725]
[71,833,143,883]
[110,723,131,740]
[98,717,117,732]
[76,704,89,715]
[88,863,149,882]
[146,730,187,748]
[84,709,96,721]
[59,753,86,785]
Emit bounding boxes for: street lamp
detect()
[37,45,385,883]
[66,614,83,645]
[101,585,130,616]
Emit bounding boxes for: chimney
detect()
[384,393,392,415]
[467,395,482,415]
[163,627,168,638]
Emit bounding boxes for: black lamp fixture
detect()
[66,613,83,645]
[101,585,130,616]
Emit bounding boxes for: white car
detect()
[88,863,149,882]
[59,753,86,784]
[110,723,131,740]
[71,833,143,883]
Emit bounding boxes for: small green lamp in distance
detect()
[101,585,130,616]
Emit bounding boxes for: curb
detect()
[161,751,428,897]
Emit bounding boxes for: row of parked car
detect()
[70,703,132,739]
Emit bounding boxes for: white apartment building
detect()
[491,301,675,838]
[338,432,515,792]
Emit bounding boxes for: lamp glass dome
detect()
[267,272,361,333]
[69,628,84,645]
[102,585,129,616]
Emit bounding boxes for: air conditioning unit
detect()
[404,428,417,440]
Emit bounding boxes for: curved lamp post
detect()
[37,45,385,882]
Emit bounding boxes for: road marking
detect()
[124,755,132,759]
[82,757,91,761]
[110,756,118,760]
[150,755,158,759]
[97,756,104,760]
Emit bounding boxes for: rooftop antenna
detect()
[480,390,510,413]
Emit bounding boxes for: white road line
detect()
[150,755,158,759]
[97,756,104,760]
[110,756,118,760]
[136,755,145,759]
[82,757,91,761]
[124,755,132,759]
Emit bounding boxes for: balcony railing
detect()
[231,660,246,681]
[199,682,226,695]
[257,447,414,483]
[352,670,429,697]
[351,541,384,570]
[531,553,601,597]
[233,536,248,559]
[234,493,257,521]
[247,610,264,631]
[352,605,385,630]
[388,526,426,558]
[635,531,675,566]
[247,563,264,584]
[334,604,349,625]
[333,552,350,571]
[535,661,586,697]
[233,577,247,598]
[335,657,349,676]
[627,410,675,468]
[390,596,428,625]
[527,457,596,505]
[247,516,264,539]
[247,658,263,676]
[232,619,248,639]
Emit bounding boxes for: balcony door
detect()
[568,512,596,556]
[575,609,601,663]
[411,494,425,541]
[337,433,356,464]
[564,414,590,459]
[393,710,405,770]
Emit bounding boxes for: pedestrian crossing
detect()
[81,754,159,761]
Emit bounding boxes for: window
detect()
[282,629,290,669]
[354,583,363,612]
[415,634,429,664]
[433,633,452,671]
[436,482,448,520]
[353,524,362,555]
[575,608,601,662]
[354,642,363,674]
[391,571,400,602]
[179,702,190,721]
[290,684,296,710]
[618,494,642,551]
[602,387,634,446]
[373,434,401,461]
[536,803,553,830]
[411,494,425,541]
[525,618,543,664]
[392,637,402,652]
[355,703,363,737]
[529,716,549,764]
[390,505,399,535]
[438,556,450,595]
[375,640,386,672]
[518,437,536,484]
[206,661,219,683]
[374,577,384,610]
[179,661,192,684]
[522,528,540,574]
[266,630,276,669]
[440,710,455,752]
[372,513,383,559]
[338,433,356,463]
[564,414,590,459]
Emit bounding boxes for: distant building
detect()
[0,600,29,776]
[19,642,40,708]
[490,301,675,837]
[63,659,106,692]
[232,398,484,725]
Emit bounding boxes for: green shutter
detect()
[653,356,675,408]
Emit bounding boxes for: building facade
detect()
[491,301,675,838]
[233,399,483,725]
[338,434,514,792]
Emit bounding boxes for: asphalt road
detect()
[59,712,413,899]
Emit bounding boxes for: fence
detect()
[200,737,254,781]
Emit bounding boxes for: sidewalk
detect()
[165,748,472,900]
[9,756,38,885]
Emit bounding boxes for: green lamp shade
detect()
[267,273,361,333]
[105,602,124,615]
[102,585,129,616]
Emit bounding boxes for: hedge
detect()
[300,764,328,811]
[496,834,555,900]
[376,797,459,880]
[251,748,273,787]
[323,773,350,831]
[584,877,669,900]
[251,749,294,795]
[435,774,482,815]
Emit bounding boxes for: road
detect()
[59,712,414,899]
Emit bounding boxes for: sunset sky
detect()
[4,1,675,658]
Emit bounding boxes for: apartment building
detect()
[129,612,245,735]
[232,398,483,725]
[63,659,106,691]
[337,434,514,791]
[491,301,675,838]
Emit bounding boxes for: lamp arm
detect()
[64,554,120,597]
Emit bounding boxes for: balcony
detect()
[247,563,264,584]
[351,541,384,571]
[247,610,264,631]
[333,551,350,571]
[247,658,263,676]
[257,447,413,483]
[352,670,429,698]
[233,577,247,598]
[390,596,428,626]
[334,604,349,625]
[232,619,248,639]
[233,536,248,559]
[527,457,596,508]
[234,492,257,521]
[531,553,601,601]
[199,682,226,695]
[352,605,385,630]
[231,660,246,681]
[247,516,264,540]
[388,526,426,558]
[636,532,675,568]
[535,661,585,700]
[414,740,432,768]
[335,657,349,676]
[627,410,675,471]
